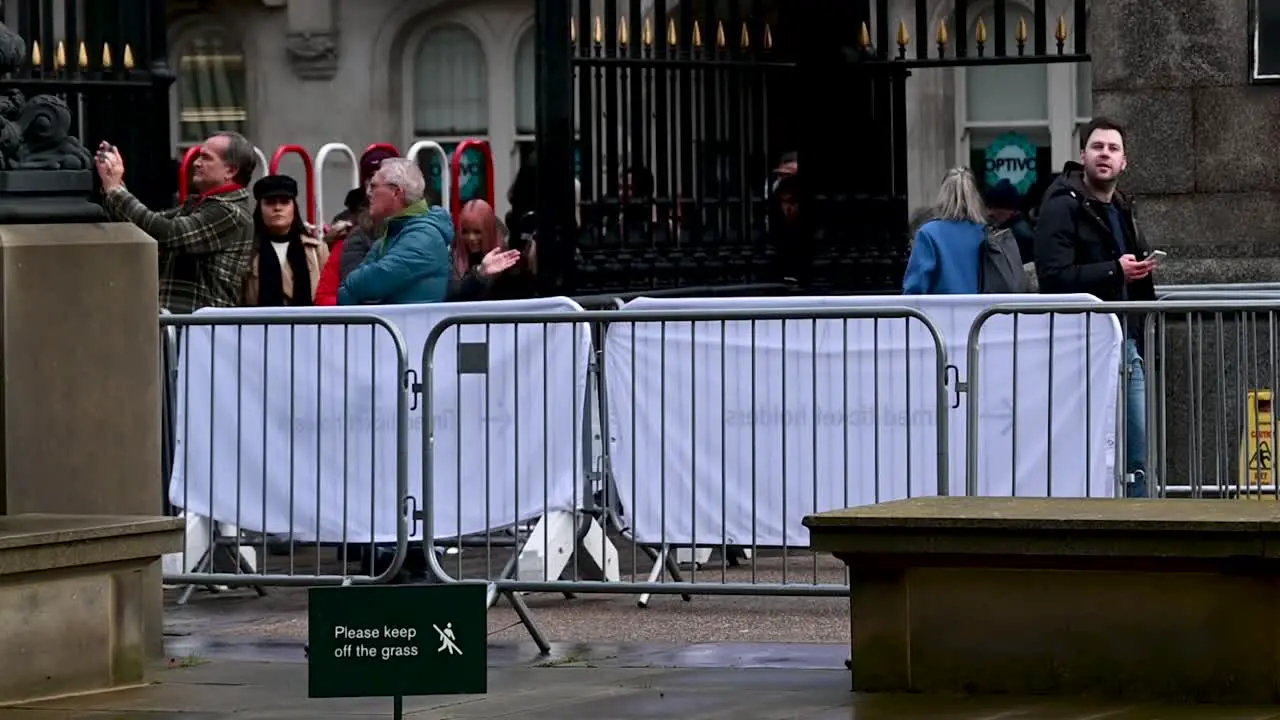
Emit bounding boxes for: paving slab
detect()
[3,653,1277,719]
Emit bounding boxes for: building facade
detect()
[1091,0,1278,284]
[167,0,1093,221]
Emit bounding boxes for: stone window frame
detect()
[1251,0,1280,84]
[168,16,253,154]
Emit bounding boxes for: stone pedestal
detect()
[0,514,182,705]
[806,496,1280,703]
[0,222,160,516]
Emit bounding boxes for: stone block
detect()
[0,223,160,516]
[1193,87,1280,193]
[805,497,1280,702]
[1093,91,1194,195]
[1092,0,1247,91]
[1136,192,1280,250]
[0,514,182,705]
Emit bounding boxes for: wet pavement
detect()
[9,551,1259,717]
[4,642,1278,718]
[162,549,853,646]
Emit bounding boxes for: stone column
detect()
[0,82,161,518]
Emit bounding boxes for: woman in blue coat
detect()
[902,167,988,295]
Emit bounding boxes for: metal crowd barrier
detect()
[967,298,1280,501]
[419,306,949,651]
[158,312,412,598]
[155,284,1280,641]
[154,284,791,599]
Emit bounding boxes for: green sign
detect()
[308,584,487,698]
[423,144,489,206]
[983,131,1038,195]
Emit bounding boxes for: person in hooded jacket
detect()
[1033,116,1158,497]
[242,175,328,307]
[337,158,454,305]
[985,178,1036,264]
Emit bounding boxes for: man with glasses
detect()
[337,158,454,305]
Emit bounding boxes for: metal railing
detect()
[160,312,412,599]
[157,285,1280,650]
[419,306,948,652]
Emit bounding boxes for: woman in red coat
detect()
[313,189,367,305]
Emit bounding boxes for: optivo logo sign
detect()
[984,131,1038,195]
[723,406,936,428]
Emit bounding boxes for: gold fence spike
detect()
[54,40,66,69]
[31,40,41,67]
[975,17,988,46]
[78,40,89,69]
[570,17,577,43]
[1016,17,1028,45]
[101,42,112,69]
[859,21,871,50]
[643,17,653,47]
[693,20,702,47]
[716,20,726,48]
[667,17,677,46]
[123,44,134,70]
[592,16,603,44]
[1055,16,1068,43]
[763,24,772,50]
[740,21,750,49]
[936,19,948,47]
[618,16,628,46]
[897,20,910,50]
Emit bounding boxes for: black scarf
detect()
[257,233,313,307]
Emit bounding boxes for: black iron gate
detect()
[534,0,1090,295]
[4,0,173,210]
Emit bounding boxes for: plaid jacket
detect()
[103,186,255,314]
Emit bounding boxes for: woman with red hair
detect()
[448,199,534,301]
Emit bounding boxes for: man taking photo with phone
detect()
[96,133,256,314]
[1034,117,1158,498]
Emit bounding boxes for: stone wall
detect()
[1093,0,1279,284]
[1093,0,1280,489]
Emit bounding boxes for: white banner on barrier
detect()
[604,294,1122,547]
[169,299,591,543]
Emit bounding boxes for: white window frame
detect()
[1071,61,1092,154]
[402,21,490,140]
[1253,0,1280,83]
[952,3,1087,176]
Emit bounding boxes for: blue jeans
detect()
[1124,339,1148,497]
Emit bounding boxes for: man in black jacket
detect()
[1034,117,1158,498]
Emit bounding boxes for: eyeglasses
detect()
[367,181,400,192]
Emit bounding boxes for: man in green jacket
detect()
[338,158,454,305]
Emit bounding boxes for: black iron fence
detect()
[5,0,173,209]
[534,0,1090,297]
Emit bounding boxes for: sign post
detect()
[1239,389,1275,498]
[308,584,487,717]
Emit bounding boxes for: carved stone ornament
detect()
[285,31,339,81]
[0,23,93,171]
[0,21,105,223]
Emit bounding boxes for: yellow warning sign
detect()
[1239,389,1274,497]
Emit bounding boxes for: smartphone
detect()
[1149,250,1167,261]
